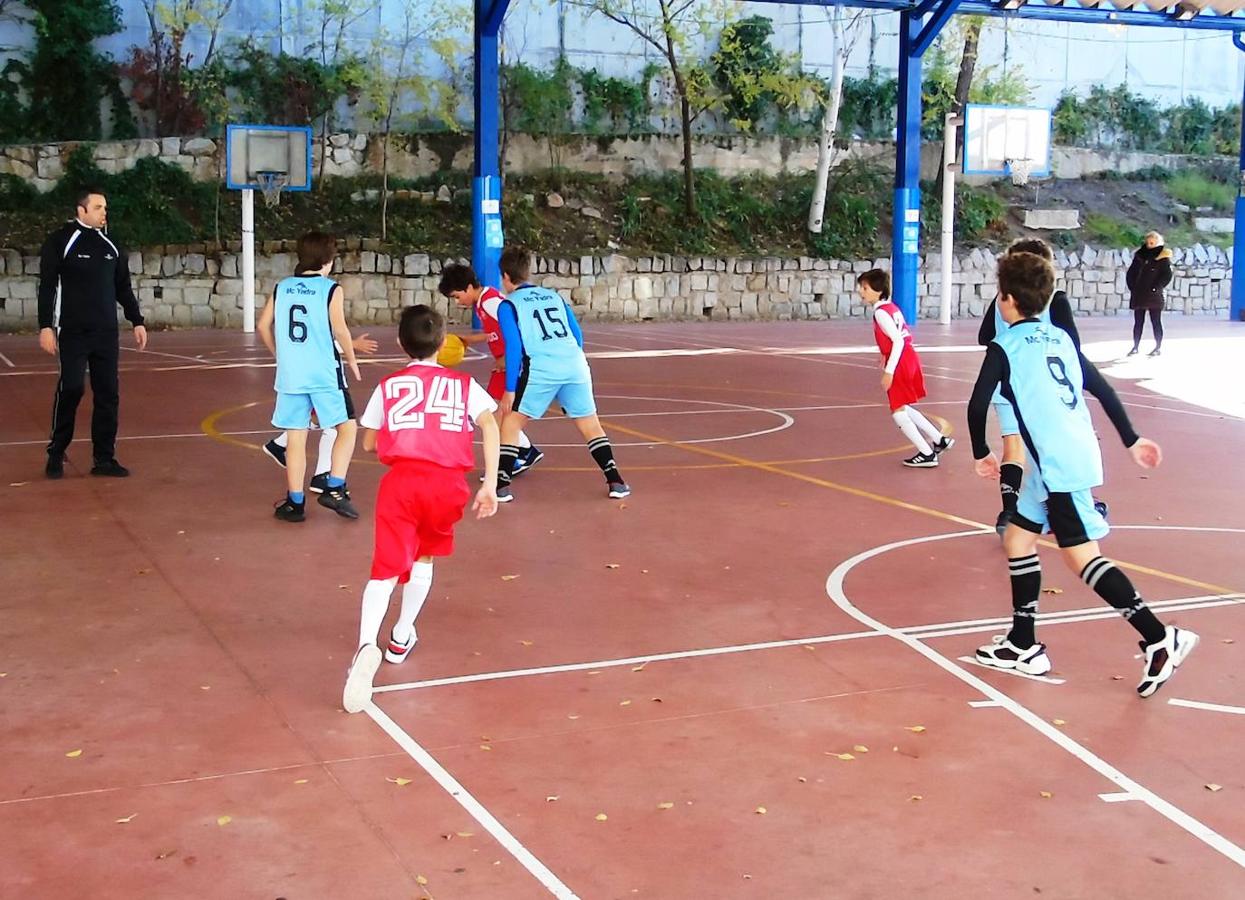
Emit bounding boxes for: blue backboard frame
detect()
[224,124,314,192]
[961,104,1053,178]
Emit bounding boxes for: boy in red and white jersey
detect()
[856,269,953,468]
[438,263,542,473]
[342,305,500,713]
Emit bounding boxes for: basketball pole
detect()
[242,187,256,333]
[940,113,961,327]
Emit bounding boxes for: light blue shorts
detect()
[516,379,597,419]
[273,390,350,430]
[991,387,1019,437]
[1014,469,1109,548]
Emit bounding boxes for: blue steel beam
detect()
[1233,31,1245,321]
[915,0,965,56]
[892,11,926,325]
[473,0,510,296]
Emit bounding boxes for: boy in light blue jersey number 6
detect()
[493,246,629,503]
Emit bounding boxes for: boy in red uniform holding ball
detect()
[857,269,953,467]
[342,305,500,713]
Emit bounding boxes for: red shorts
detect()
[371,461,471,583]
[486,369,506,401]
[886,352,927,412]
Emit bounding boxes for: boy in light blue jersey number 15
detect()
[967,251,1195,699]
[493,245,629,503]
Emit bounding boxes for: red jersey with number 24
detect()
[373,366,476,470]
[871,301,927,412]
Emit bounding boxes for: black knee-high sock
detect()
[1132,310,1145,350]
[1007,554,1042,648]
[497,444,520,486]
[1150,309,1164,348]
[1081,557,1165,644]
[999,463,1023,514]
[587,436,622,483]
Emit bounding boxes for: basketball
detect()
[437,333,467,367]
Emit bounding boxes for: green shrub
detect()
[1083,214,1144,248]
[1167,171,1236,210]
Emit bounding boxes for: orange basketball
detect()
[437,333,467,367]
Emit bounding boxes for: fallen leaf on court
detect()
[1111,675,1124,680]
[1224,639,1235,645]
[217,815,232,826]
[386,777,412,786]
[115,814,137,824]
[1041,587,1064,595]
[743,874,753,880]
[905,726,926,733]
[754,806,767,815]
[519,640,533,647]
[833,753,855,761]
[1052,719,1067,727]
[606,564,620,569]
[853,745,870,753]
[1205,784,1223,792]
[177,530,185,535]
[1039,791,1053,799]
[546,796,559,802]
[9,481,29,487]
[650,697,663,703]
[456,831,475,838]
[337,584,349,590]
[441,833,453,840]
[657,802,675,810]
[587,670,602,676]
[293,779,308,785]
[797,777,807,783]
[416,875,428,886]
[155,849,177,860]
[595,813,608,821]
[909,795,923,802]
[0,673,6,677]
[619,699,632,706]
[640,569,649,574]
[65,749,83,758]
[567,714,580,720]
[501,574,520,581]
[199,685,210,691]
[632,664,647,672]
[617,503,627,510]
[803,645,816,651]
[480,745,492,751]
[777,501,790,507]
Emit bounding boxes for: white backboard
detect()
[225,124,313,191]
[962,105,1052,178]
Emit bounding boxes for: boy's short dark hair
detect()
[438,263,479,297]
[499,245,532,284]
[1007,238,1054,261]
[398,304,446,360]
[296,231,337,272]
[856,268,891,300]
[997,252,1055,319]
[75,186,104,210]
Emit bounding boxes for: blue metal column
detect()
[1232,32,1245,321]
[892,11,924,325]
[473,0,509,296]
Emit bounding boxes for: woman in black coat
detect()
[1126,231,1173,357]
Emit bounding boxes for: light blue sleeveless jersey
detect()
[991,299,1051,407]
[273,275,341,393]
[506,285,591,383]
[994,319,1102,491]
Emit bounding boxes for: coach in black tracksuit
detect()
[37,188,148,479]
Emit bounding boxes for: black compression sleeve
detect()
[1079,354,1138,448]
[968,344,1006,459]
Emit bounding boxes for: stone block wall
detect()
[0,242,1232,332]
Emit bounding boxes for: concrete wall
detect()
[1,242,1231,332]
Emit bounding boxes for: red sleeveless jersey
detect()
[375,365,476,470]
[475,286,506,360]
[872,301,914,359]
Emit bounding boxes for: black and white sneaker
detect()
[318,485,359,519]
[607,481,631,499]
[933,436,955,455]
[1137,625,1198,698]
[385,629,417,664]
[262,439,287,469]
[976,635,1052,675]
[274,496,305,522]
[496,484,514,504]
[308,473,330,494]
[343,644,383,713]
[902,451,938,468]
[513,447,544,477]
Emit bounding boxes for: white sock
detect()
[358,577,398,648]
[393,561,433,644]
[518,431,532,450]
[906,407,944,445]
[315,426,336,476]
[893,409,932,455]
[274,431,288,449]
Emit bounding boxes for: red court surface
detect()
[2,318,1244,898]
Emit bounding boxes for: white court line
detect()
[956,657,1066,684]
[969,700,1003,708]
[1099,792,1140,803]
[1167,698,1245,716]
[365,703,580,899]
[373,593,1236,697]
[0,350,14,367]
[120,346,206,363]
[826,527,1245,871]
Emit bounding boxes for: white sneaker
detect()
[975,635,1052,675]
[342,644,382,713]
[385,628,417,664]
[933,436,955,455]
[1137,626,1198,698]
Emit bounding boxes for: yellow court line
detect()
[601,420,1241,599]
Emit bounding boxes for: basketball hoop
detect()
[256,170,288,207]
[1006,158,1034,187]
